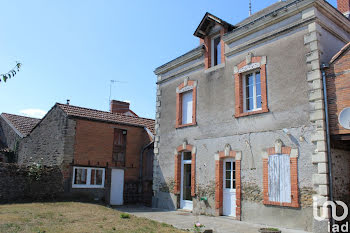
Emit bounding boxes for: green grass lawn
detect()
[0,202,185,233]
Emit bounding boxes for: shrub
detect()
[120,213,130,219]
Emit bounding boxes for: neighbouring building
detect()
[0,113,40,162]
[17,100,155,205]
[152,0,350,232]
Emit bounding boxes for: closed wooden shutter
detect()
[268,154,291,203]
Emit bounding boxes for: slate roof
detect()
[235,1,289,27]
[1,113,40,137]
[56,103,155,134]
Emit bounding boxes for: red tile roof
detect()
[56,103,155,134]
[330,42,350,64]
[1,113,40,136]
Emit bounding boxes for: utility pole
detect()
[109,80,127,110]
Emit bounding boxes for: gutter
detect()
[321,63,335,230]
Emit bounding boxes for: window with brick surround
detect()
[176,79,197,128]
[113,129,127,166]
[263,146,299,208]
[234,55,268,117]
[72,166,105,188]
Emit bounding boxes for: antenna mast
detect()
[249,0,252,16]
[109,80,127,110]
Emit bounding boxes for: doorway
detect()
[223,158,236,217]
[180,152,193,210]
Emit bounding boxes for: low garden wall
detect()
[0,162,64,203]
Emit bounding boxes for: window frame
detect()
[242,70,262,113]
[181,90,193,125]
[234,55,268,118]
[211,34,221,67]
[112,128,127,166]
[72,166,105,189]
[176,80,197,128]
[262,146,299,208]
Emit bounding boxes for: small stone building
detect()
[152,0,350,232]
[17,100,155,205]
[0,113,40,162]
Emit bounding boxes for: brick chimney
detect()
[110,100,130,114]
[338,0,350,17]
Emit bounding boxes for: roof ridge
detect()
[56,103,155,121]
[1,112,41,120]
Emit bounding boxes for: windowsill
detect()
[205,63,225,73]
[263,200,299,208]
[72,185,105,189]
[235,108,269,118]
[176,122,197,129]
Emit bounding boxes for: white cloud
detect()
[19,109,47,118]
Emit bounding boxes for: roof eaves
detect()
[330,42,350,64]
[154,45,204,75]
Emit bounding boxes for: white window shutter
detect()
[280,154,291,203]
[268,154,291,203]
[182,91,193,124]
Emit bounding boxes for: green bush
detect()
[120,213,130,219]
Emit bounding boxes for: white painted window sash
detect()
[182,91,193,125]
[243,70,262,113]
[72,166,105,189]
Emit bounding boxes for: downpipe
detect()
[321,63,335,231]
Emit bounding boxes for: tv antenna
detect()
[249,0,252,16]
[109,80,127,109]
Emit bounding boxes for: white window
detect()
[182,90,193,125]
[211,35,221,67]
[243,70,262,112]
[268,154,291,203]
[72,166,105,188]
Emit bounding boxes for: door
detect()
[223,159,236,217]
[110,169,124,205]
[180,152,193,210]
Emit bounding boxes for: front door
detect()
[223,159,236,217]
[110,169,124,205]
[180,152,193,210]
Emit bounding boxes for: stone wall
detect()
[0,116,21,155]
[0,163,63,203]
[18,106,68,166]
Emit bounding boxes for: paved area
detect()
[115,205,311,233]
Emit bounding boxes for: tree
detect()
[0,62,22,83]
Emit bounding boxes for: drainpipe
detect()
[321,63,335,230]
[139,141,154,197]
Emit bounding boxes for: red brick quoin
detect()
[174,143,196,197]
[176,79,197,128]
[262,146,299,208]
[215,147,241,220]
[234,54,269,118]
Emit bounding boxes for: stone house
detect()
[17,100,155,205]
[0,113,40,162]
[152,0,350,232]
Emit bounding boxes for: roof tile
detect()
[1,113,40,136]
[56,103,155,134]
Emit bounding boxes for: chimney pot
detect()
[66,99,70,105]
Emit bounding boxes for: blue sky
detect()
[0,0,337,119]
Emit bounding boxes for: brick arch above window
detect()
[174,143,196,197]
[234,54,269,118]
[176,78,197,128]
